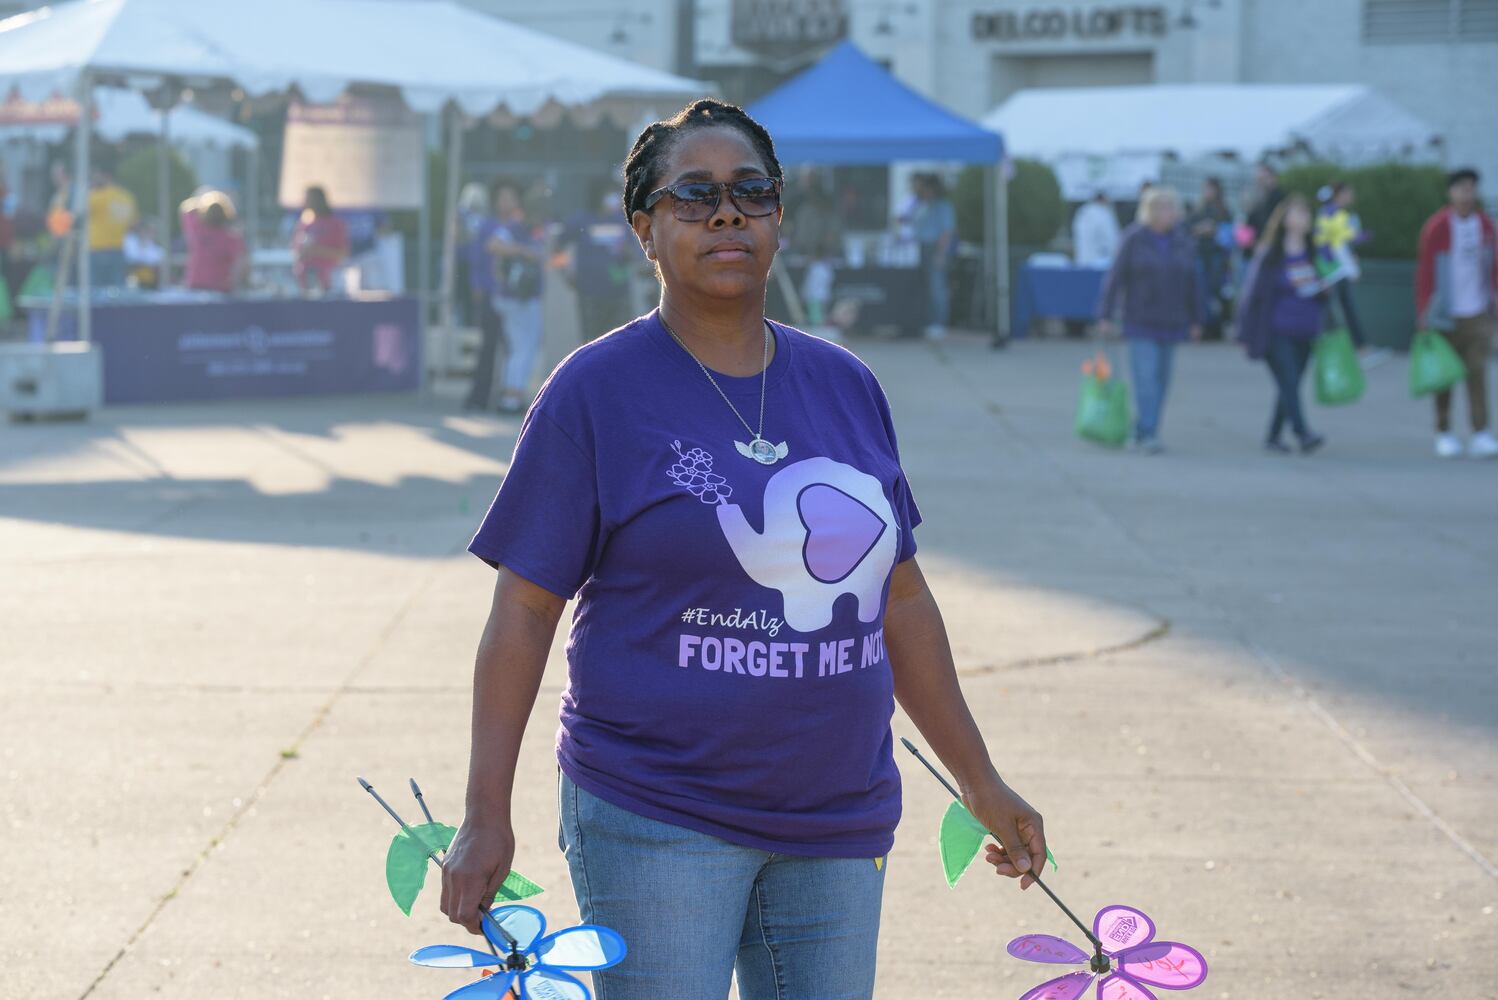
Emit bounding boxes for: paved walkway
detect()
[1,331,1494,999]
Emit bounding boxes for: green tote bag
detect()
[1313,328,1365,405]
[1408,330,1467,397]
[1075,373,1130,447]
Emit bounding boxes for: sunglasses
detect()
[642,176,782,222]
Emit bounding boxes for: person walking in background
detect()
[1234,193,1328,455]
[461,182,508,413]
[1073,191,1121,268]
[86,167,137,288]
[1245,162,1284,251]
[1416,168,1498,459]
[486,178,546,414]
[558,179,635,341]
[1098,186,1203,453]
[291,185,349,295]
[180,189,247,294]
[911,173,956,341]
[1188,177,1232,339]
[1314,181,1387,367]
[456,182,492,327]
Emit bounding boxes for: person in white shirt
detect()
[1073,192,1121,267]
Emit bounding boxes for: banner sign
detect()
[279,94,423,210]
[730,0,848,58]
[57,297,419,404]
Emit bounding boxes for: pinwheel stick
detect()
[410,778,437,825]
[357,776,516,955]
[899,738,1107,964]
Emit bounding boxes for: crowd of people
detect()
[0,155,356,308]
[1091,166,1495,459]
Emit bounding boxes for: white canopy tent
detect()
[984,84,1444,200]
[0,0,710,340]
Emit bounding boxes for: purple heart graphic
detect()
[798,484,887,584]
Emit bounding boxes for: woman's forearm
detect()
[885,561,998,791]
[464,570,565,826]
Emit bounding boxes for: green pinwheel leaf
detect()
[494,869,544,903]
[939,801,988,887]
[387,822,457,915]
[938,801,1058,888]
[384,822,545,915]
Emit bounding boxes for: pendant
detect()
[736,437,789,465]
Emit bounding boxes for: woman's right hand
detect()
[440,817,516,936]
[1096,318,1118,339]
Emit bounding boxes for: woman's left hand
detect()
[1189,324,1203,342]
[964,773,1046,890]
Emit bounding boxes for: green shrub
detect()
[1279,161,1446,260]
[954,158,1064,247]
[116,146,197,219]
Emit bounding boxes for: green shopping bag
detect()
[1313,328,1365,405]
[1408,329,1466,397]
[1075,372,1130,447]
[18,264,53,301]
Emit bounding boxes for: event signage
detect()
[972,5,1169,41]
[279,94,423,210]
[730,0,848,57]
[48,297,419,404]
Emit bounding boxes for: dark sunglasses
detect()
[642,177,782,222]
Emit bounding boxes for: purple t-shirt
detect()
[469,310,922,857]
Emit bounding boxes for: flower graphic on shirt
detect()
[668,440,733,505]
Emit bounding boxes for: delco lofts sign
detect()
[972,5,1169,41]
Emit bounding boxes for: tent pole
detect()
[246,143,259,255]
[158,105,171,287]
[417,112,432,398]
[75,70,92,344]
[992,160,1010,349]
[982,163,996,333]
[439,104,463,334]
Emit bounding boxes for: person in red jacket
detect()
[1416,168,1498,459]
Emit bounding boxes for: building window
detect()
[1364,0,1498,43]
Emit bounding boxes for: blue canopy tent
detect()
[747,41,1011,340]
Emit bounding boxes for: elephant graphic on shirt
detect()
[715,456,900,633]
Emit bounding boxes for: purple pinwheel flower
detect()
[1007,905,1207,1000]
[410,904,626,1000]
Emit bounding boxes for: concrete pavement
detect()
[1,329,1494,999]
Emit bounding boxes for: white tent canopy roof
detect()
[1,86,258,147]
[0,0,710,116]
[983,84,1442,163]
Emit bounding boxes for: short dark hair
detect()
[491,176,523,202]
[1448,167,1480,188]
[622,98,782,221]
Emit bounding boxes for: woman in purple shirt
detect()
[1097,186,1204,453]
[1234,193,1327,453]
[440,100,1046,999]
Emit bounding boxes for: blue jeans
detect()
[1127,337,1176,440]
[919,243,950,329]
[1264,334,1312,442]
[558,771,886,999]
[494,295,543,395]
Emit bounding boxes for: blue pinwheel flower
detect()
[410,904,626,1000]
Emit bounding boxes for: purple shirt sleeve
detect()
[468,406,602,598]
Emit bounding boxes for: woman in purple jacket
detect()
[1097,186,1203,453]
[1234,193,1327,454]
